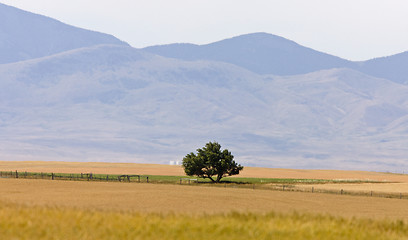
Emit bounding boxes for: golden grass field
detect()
[1,161,408,239]
[295,182,408,194]
[2,160,408,182]
[2,203,407,240]
[1,203,407,240]
[1,178,408,220]
[2,160,408,194]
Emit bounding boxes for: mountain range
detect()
[144,32,408,84]
[1,3,408,171]
[0,3,128,64]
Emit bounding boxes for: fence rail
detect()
[0,170,148,183]
[1,170,407,200]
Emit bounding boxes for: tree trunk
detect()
[208,175,216,182]
[216,174,223,183]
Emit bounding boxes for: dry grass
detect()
[1,178,408,221]
[1,203,407,240]
[295,182,408,194]
[3,160,408,196]
[2,160,408,183]
[0,161,185,176]
[236,167,408,183]
[2,161,408,239]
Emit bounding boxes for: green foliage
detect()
[182,141,243,183]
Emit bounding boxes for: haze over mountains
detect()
[0,3,128,64]
[1,3,408,171]
[144,33,353,76]
[144,33,408,84]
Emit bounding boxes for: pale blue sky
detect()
[2,0,408,61]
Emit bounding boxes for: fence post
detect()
[180,179,182,185]
[15,170,18,179]
[106,175,109,182]
[341,189,343,195]
[147,176,149,183]
[51,173,54,180]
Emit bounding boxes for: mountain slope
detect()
[355,51,408,84]
[144,32,408,85]
[0,3,128,64]
[143,32,353,76]
[1,45,408,170]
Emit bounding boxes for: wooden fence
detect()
[0,170,148,183]
[1,170,407,200]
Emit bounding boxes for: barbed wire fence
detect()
[1,170,406,200]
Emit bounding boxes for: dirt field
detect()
[1,160,408,183]
[1,178,408,221]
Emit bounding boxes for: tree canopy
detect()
[182,141,243,183]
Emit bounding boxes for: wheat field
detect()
[1,178,408,239]
[2,161,408,196]
[2,161,408,239]
[295,182,408,194]
[2,160,408,182]
[1,178,408,220]
[1,203,407,240]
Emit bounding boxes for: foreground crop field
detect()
[2,161,408,239]
[1,203,407,240]
[1,178,408,220]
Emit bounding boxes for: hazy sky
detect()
[2,0,408,61]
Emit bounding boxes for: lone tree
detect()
[182,141,243,183]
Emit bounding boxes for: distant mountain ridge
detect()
[143,33,353,76]
[0,3,128,64]
[2,4,408,171]
[355,51,408,84]
[143,32,408,84]
[2,44,408,170]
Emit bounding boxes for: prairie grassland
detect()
[1,202,408,240]
[1,160,408,183]
[2,177,408,239]
[295,182,408,194]
[2,178,408,221]
[3,161,408,196]
[0,161,186,176]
